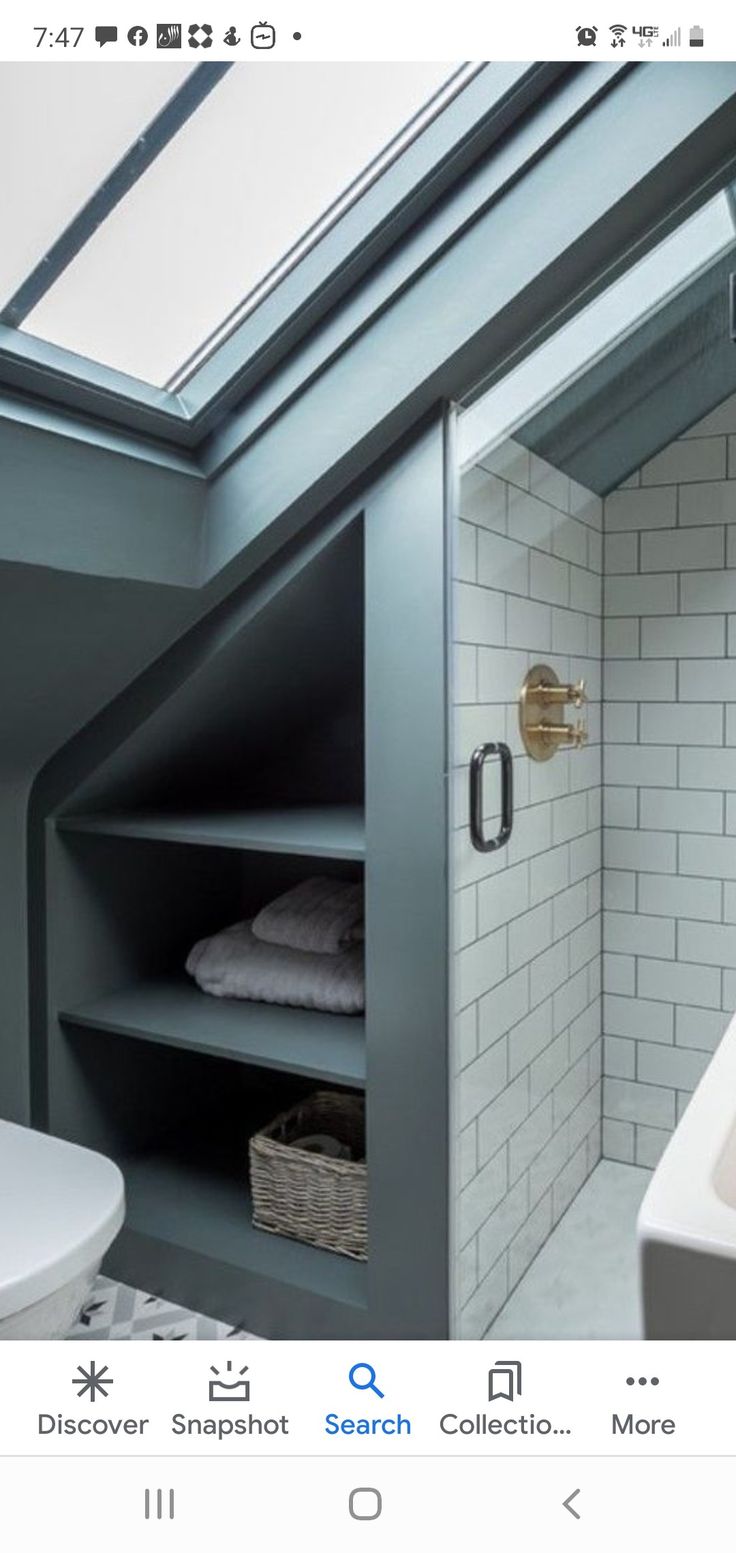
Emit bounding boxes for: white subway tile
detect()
[675,1005,729,1053]
[551,608,588,655]
[553,881,589,941]
[642,437,727,486]
[530,453,569,513]
[679,478,736,525]
[459,1038,509,1128]
[457,1255,508,1339]
[507,802,553,866]
[605,573,678,618]
[570,566,601,616]
[529,548,570,606]
[530,938,570,1008]
[604,827,677,873]
[603,1076,675,1129]
[530,843,570,904]
[508,1095,554,1182]
[682,395,736,439]
[605,659,676,700]
[460,465,507,530]
[604,617,640,658]
[453,644,478,705]
[641,525,724,573]
[453,703,507,766]
[641,614,726,658]
[640,702,723,745]
[679,747,736,790]
[604,910,675,959]
[604,532,638,575]
[637,1041,710,1091]
[508,1189,553,1288]
[455,1003,478,1071]
[507,485,553,552]
[570,997,601,1061]
[639,787,722,835]
[454,884,478,951]
[479,438,530,491]
[477,530,530,595]
[570,829,601,882]
[454,520,478,582]
[634,1126,670,1168]
[554,1140,591,1222]
[604,703,638,743]
[603,954,636,994]
[530,1030,570,1107]
[605,744,677,788]
[602,1117,635,1162]
[680,571,736,614]
[587,528,603,576]
[639,871,722,921]
[505,595,552,650]
[477,863,529,940]
[603,788,638,828]
[679,833,736,880]
[553,1052,592,1129]
[508,999,555,1078]
[552,792,589,846]
[453,581,506,645]
[604,1035,636,1079]
[724,970,736,1012]
[458,1145,507,1244]
[457,1121,477,1189]
[604,992,673,1043]
[478,967,530,1052]
[528,1121,571,1204]
[638,956,722,1009]
[553,966,590,1036]
[569,913,600,971]
[456,925,508,1011]
[679,919,736,970]
[478,1073,530,1164]
[508,900,554,973]
[529,752,571,806]
[569,482,603,529]
[605,486,677,531]
[679,659,736,701]
[551,512,588,566]
[477,646,530,702]
[604,870,636,911]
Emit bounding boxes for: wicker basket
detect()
[249,1090,367,1261]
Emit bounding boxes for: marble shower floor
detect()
[486,1161,653,1340]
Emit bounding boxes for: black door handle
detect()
[469,742,514,853]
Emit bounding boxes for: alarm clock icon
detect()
[251,20,276,48]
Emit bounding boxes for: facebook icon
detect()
[127,25,148,45]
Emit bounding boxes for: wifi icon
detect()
[610,22,627,44]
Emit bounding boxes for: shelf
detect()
[118,1147,368,1308]
[57,805,365,861]
[60,976,366,1088]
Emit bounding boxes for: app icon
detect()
[157,23,182,47]
[208,1360,250,1402]
[576,25,597,45]
[94,24,117,45]
[224,25,240,45]
[488,1359,522,1402]
[127,24,148,45]
[73,1360,114,1402]
[188,22,213,47]
[251,20,276,48]
[348,1362,385,1399]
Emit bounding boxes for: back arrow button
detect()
[562,1489,581,1520]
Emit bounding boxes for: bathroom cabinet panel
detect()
[60,977,366,1087]
[36,419,451,1338]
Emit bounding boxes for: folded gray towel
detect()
[186,918,364,1015]
[252,876,364,956]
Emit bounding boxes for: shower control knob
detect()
[570,678,587,708]
[571,720,588,748]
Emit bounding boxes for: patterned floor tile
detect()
[68,1277,260,1341]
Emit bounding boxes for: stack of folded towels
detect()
[185,876,365,1015]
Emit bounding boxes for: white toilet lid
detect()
[0,1122,125,1319]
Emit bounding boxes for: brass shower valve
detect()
[525,676,587,708]
[519,665,589,761]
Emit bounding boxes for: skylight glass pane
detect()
[0,63,196,308]
[22,63,458,388]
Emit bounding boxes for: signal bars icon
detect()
[663,26,682,45]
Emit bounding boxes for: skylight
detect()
[12,63,465,390]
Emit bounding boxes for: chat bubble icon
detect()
[95,25,118,46]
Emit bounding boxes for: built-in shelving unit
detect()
[59,976,366,1087]
[57,804,366,861]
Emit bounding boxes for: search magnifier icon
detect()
[349,1362,385,1399]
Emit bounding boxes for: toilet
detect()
[0,1121,125,1339]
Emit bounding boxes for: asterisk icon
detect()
[72,1360,113,1402]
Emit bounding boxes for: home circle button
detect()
[349,1487,382,1521]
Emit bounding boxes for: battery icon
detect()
[689,24,704,45]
